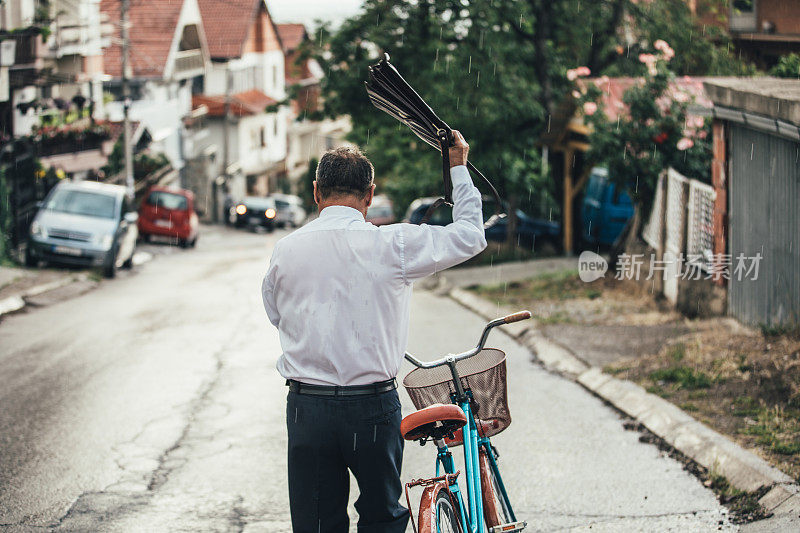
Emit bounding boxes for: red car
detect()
[138,186,199,247]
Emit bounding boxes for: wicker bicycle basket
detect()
[402,348,510,439]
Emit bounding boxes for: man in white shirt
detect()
[262,131,486,532]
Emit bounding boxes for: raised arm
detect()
[400,131,487,283]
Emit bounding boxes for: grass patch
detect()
[603,365,630,376]
[759,323,800,338]
[772,440,800,455]
[646,384,671,398]
[649,366,712,390]
[732,396,760,417]
[667,343,686,363]
[471,270,603,305]
[680,402,699,412]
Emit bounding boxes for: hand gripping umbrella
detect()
[364,53,506,227]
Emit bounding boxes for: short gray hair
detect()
[315,146,374,199]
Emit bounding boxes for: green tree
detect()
[771,53,800,79]
[314,0,751,245]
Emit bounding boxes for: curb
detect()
[446,287,800,517]
[0,252,154,319]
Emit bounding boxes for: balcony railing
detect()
[174,49,204,78]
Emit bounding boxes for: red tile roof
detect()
[100,0,185,78]
[276,23,306,53]
[198,0,258,59]
[192,89,277,117]
[199,0,283,59]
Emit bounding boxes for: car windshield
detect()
[245,197,274,210]
[45,189,117,219]
[147,191,187,210]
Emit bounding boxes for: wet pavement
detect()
[0,225,735,531]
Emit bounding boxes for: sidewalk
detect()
[0,250,154,319]
[443,256,800,529]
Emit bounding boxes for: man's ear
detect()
[365,184,376,207]
[312,180,320,205]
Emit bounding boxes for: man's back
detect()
[262,165,486,386]
[266,207,410,385]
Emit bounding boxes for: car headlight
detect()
[265,208,276,219]
[235,204,247,215]
[94,233,114,250]
[30,221,47,239]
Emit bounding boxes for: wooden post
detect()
[563,147,574,255]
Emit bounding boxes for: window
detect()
[46,190,117,219]
[260,127,266,147]
[146,191,188,210]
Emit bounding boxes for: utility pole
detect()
[121,0,134,199]
[215,67,232,224]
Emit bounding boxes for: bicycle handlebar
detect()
[404,310,532,370]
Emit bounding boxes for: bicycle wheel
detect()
[434,490,462,533]
[480,448,512,527]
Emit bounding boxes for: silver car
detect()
[25,181,139,278]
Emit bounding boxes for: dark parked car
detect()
[138,186,199,247]
[581,167,634,247]
[404,196,560,250]
[26,180,138,278]
[230,196,277,231]
[271,194,306,228]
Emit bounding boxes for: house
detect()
[690,0,800,68]
[0,0,115,248]
[276,22,350,195]
[0,0,110,139]
[703,77,800,326]
[100,0,209,184]
[195,0,288,219]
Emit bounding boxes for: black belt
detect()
[286,378,397,397]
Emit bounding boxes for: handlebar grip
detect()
[502,310,532,324]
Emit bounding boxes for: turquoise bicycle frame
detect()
[432,391,517,533]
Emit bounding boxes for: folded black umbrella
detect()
[365,53,505,227]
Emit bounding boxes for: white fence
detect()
[642,168,716,303]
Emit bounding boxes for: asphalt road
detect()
[0,225,735,532]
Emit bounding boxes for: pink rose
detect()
[677,137,694,151]
[583,102,597,116]
[567,66,591,81]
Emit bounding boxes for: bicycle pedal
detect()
[489,521,526,532]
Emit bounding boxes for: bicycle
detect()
[400,310,532,533]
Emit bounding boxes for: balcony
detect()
[173,49,205,79]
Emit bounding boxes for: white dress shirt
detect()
[261,165,487,386]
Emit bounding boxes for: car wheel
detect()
[103,247,118,278]
[141,233,151,243]
[25,246,37,267]
[179,238,189,248]
[190,235,198,248]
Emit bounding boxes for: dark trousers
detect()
[286,388,409,533]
